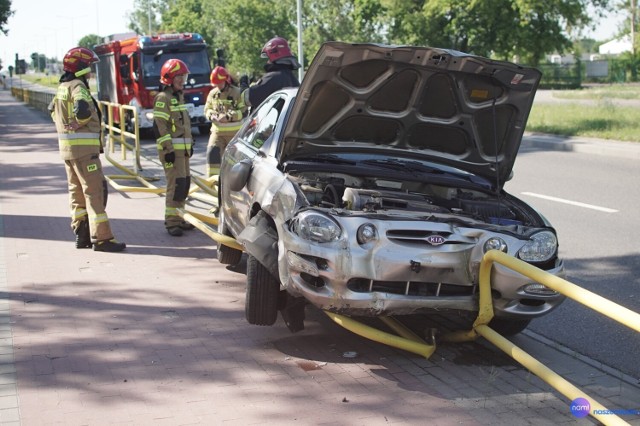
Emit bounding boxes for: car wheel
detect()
[198,124,210,136]
[216,209,243,266]
[245,255,280,326]
[488,318,531,336]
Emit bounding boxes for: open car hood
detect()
[281,42,541,189]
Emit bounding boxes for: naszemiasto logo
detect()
[570,397,591,418]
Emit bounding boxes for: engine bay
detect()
[290,171,538,228]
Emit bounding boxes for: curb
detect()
[522,132,640,159]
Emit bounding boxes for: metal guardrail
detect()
[97,100,231,247]
[98,101,165,194]
[11,86,55,114]
[446,250,640,426]
[326,249,640,425]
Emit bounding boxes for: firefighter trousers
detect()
[206,129,236,177]
[64,153,114,242]
[162,151,191,228]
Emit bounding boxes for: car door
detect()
[222,94,286,234]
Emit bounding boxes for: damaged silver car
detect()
[217,42,565,335]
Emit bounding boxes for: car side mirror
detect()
[228,159,252,192]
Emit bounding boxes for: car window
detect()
[238,96,284,149]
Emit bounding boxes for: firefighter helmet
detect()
[63,47,99,77]
[159,59,190,85]
[260,37,293,62]
[210,66,231,85]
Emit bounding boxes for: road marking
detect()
[521,192,619,213]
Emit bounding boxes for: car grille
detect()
[386,230,464,246]
[347,278,476,297]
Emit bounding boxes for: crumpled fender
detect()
[237,210,279,279]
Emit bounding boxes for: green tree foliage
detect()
[126,0,613,74]
[161,0,208,36]
[127,0,167,35]
[29,52,46,72]
[204,0,296,76]
[0,0,13,35]
[301,0,386,67]
[78,34,103,50]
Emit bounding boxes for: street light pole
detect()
[148,1,152,34]
[296,0,304,81]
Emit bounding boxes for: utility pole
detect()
[148,1,153,34]
[632,0,636,56]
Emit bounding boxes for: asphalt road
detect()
[506,145,640,379]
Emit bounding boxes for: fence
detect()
[538,57,640,89]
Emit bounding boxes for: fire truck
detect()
[94,32,213,136]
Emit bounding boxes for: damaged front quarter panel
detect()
[237,173,302,281]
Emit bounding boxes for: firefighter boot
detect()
[75,221,92,249]
[93,239,126,252]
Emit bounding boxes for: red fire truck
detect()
[94,32,213,136]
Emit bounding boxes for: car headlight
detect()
[518,231,557,262]
[291,211,341,242]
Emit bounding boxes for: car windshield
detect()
[140,49,211,89]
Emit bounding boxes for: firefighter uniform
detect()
[51,78,120,248]
[153,85,194,234]
[203,84,245,177]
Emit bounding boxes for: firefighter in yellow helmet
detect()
[153,58,196,237]
[49,47,126,252]
[203,66,246,177]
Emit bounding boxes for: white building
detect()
[598,35,633,55]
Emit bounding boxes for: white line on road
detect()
[520,192,619,213]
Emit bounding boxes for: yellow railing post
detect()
[449,250,640,426]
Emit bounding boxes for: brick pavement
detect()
[0,87,639,425]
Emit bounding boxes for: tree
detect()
[616,0,639,54]
[350,0,610,65]
[173,0,296,77]
[29,52,46,72]
[78,34,103,50]
[0,0,13,35]
[127,0,167,35]
[301,0,386,67]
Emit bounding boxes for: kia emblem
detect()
[426,235,446,245]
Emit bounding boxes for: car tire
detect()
[245,255,280,326]
[488,318,531,336]
[216,209,243,266]
[198,124,210,136]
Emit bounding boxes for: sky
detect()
[1,0,135,67]
[0,0,629,68]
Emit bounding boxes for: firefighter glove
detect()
[164,151,176,164]
[239,75,249,91]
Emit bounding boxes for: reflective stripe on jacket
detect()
[51,79,102,160]
[153,87,193,153]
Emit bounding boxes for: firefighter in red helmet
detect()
[203,66,246,177]
[239,36,301,110]
[48,47,126,252]
[153,58,196,236]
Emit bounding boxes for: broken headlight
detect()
[291,211,341,243]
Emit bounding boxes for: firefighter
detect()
[239,36,301,110]
[153,58,196,237]
[204,66,246,177]
[49,47,126,252]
